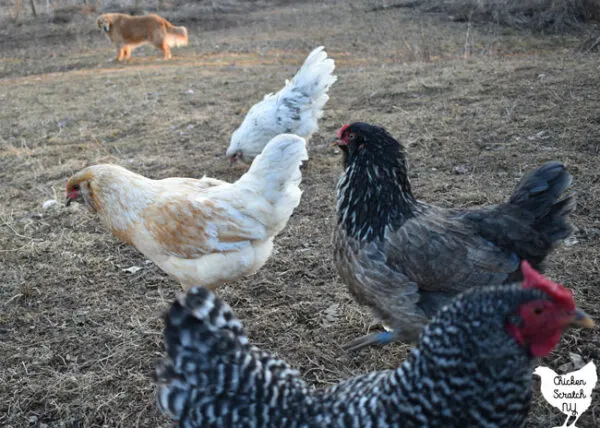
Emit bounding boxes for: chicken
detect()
[65,134,308,290]
[534,362,597,428]
[333,122,576,352]
[226,46,337,165]
[156,261,593,427]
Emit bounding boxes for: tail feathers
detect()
[343,331,396,353]
[509,161,575,241]
[509,162,572,212]
[166,26,188,47]
[538,196,576,242]
[225,47,335,161]
[288,46,337,112]
[156,287,248,422]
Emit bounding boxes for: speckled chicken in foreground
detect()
[333,122,576,351]
[156,262,593,427]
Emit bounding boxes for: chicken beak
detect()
[228,151,243,167]
[65,189,82,207]
[570,308,595,329]
[330,137,341,147]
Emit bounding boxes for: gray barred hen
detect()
[333,122,576,352]
[156,262,593,427]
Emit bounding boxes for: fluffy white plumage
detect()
[66,134,308,290]
[226,46,337,164]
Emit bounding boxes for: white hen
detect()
[226,46,337,164]
[66,134,308,290]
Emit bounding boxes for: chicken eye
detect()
[348,133,356,141]
[534,307,544,315]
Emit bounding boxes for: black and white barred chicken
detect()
[333,122,576,352]
[156,262,593,427]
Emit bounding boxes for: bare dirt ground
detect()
[1,1,599,427]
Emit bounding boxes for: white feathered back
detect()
[240,134,307,198]
[226,46,337,162]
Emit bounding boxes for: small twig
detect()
[4,293,23,305]
[392,105,409,114]
[0,213,31,240]
[581,35,600,54]
[0,243,34,253]
[79,352,118,370]
[463,13,472,59]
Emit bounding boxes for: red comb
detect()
[337,124,350,138]
[521,261,574,309]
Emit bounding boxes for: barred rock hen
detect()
[226,46,337,165]
[65,134,308,290]
[156,262,593,427]
[333,122,576,351]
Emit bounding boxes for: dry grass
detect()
[1,1,599,427]
[413,0,600,31]
[369,0,600,32]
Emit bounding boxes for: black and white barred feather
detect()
[156,287,312,427]
[156,284,551,427]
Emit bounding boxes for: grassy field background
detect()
[1,0,599,426]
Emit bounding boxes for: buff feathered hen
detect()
[66,134,308,290]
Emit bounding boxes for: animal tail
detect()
[288,46,337,116]
[509,161,575,243]
[155,287,250,423]
[238,134,308,223]
[165,25,188,47]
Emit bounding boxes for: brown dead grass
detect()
[411,0,600,31]
[1,1,599,427]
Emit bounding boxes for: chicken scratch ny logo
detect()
[534,361,597,428]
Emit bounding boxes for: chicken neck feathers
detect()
[336,134,418,243]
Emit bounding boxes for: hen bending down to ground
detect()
[66,134,308,290]
[226,46,337,165]
[333,122,576,352]
[156,262,593,427]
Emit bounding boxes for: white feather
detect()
[226,46,337,162]
[233,134,308,233]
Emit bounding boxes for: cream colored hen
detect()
[66,134,308,290]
